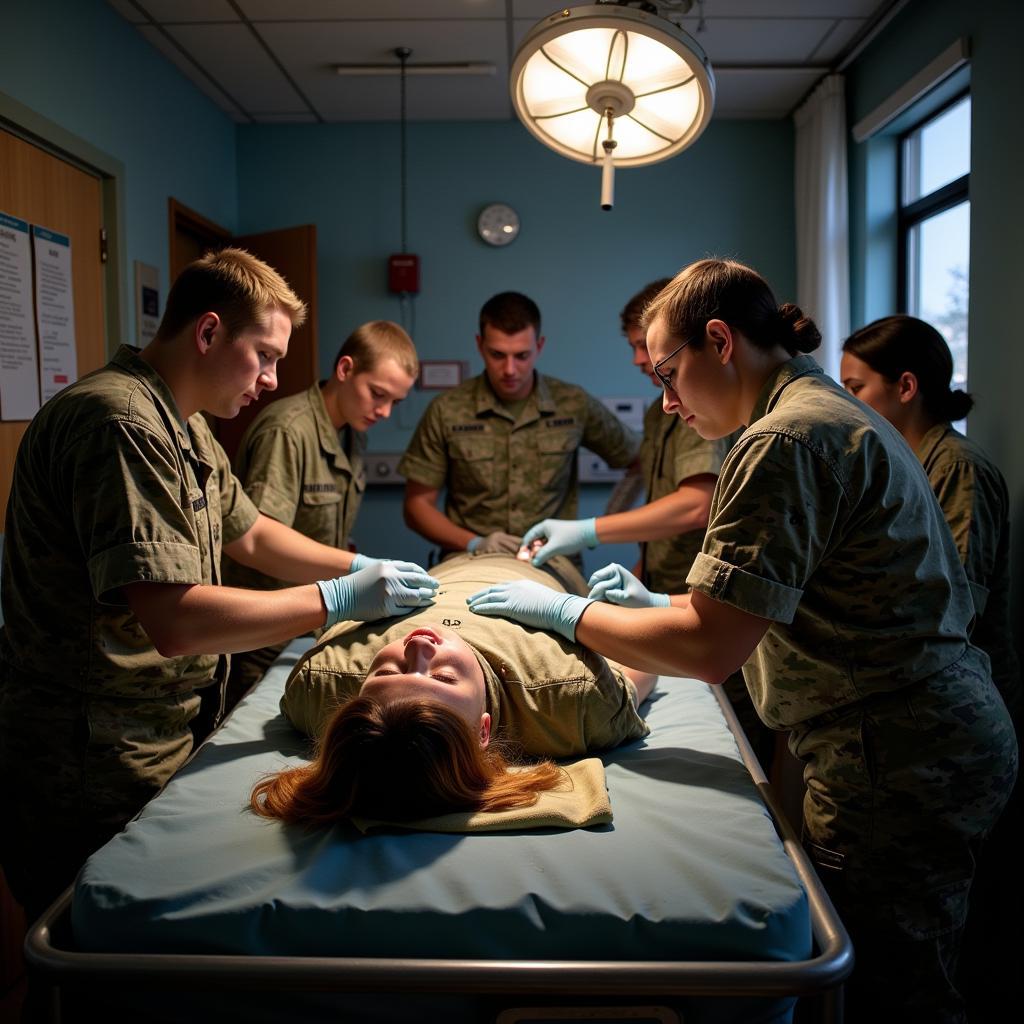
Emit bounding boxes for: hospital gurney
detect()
[26,639,852,1023]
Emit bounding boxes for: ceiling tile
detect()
[137,0,239,22]
[137,24,249,120]
[238,0,504,20]
[678,1,883,14]
[807,17,870,62]
[261,19,512,121]
[713,67,825,117]
[164,23,311,114]
[250,112,320,123]
[676,16,840,63]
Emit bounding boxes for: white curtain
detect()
[794,73,850,381]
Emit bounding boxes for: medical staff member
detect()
[0,249,436,920]
[841,313,1022,1021]
[840,314,1021,722]
[225,320,419,703]
[399,291,640,558]
[468,258,1017,1022]
[522,279,734,587]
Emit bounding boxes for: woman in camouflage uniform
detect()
[468,259,1018,1023]
[841,313,1022,1019]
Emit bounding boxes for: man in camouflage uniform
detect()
[469,260,1019,1022]
[400,291,640,560]
[0,250,436,920]
[224,321,419,704]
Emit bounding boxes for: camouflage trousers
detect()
[0,660,199,921]
[791,647,1018,1023]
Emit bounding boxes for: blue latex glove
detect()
[317,561,439,627]
[349,553,382,572]
[466,579,593,642]
[587,563,670,608]
[522,517,598,566]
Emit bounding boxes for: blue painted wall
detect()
[0,0,238,330]
[1,0,796,579]
[237,118,795,571]
[846,0,1024,651]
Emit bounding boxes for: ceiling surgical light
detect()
[510,2,715,210]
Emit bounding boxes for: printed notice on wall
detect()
[33,224,77,402]
[0,211,40,421]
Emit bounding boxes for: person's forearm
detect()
[595,480,715,544]
[224,514,354,581]
[404,496,476,551]
[574,601,734,683]
[131,582,327,657]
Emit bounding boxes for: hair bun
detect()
[777,303,822,354]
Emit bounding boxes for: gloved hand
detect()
[317,561,439,627]
[587,563,670,608]
[522,517,598,566]
[466,580,593,642]
[349,553,383,572]
[467,531,522,555]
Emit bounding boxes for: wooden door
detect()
[0,128,107,519]
[168,201,318,461]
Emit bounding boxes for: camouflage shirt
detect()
[282,552,649,757]
[0,345,258,698]
[916,422,1021,717]
[399,372,640,539]
[687,356,978,729]
[225,382,366,590]
[639,395,735,594]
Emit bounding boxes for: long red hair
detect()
[251,696,564,827]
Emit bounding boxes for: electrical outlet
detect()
[365,452,405,486]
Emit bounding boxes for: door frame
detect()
[0,89,125,357]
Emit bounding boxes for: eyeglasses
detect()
[652,338,694,393]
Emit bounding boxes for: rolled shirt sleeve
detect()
[687,431,845,624]
[398,397,449,488]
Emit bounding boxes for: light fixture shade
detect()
[510,4,715,168]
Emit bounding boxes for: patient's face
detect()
[360,625,491,747]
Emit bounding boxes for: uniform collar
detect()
[748,354,824,425]
[472,371,555,422]
[112,345,196,455]
[915,421,954,466]
[309,381,362,474]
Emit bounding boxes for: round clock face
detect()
[477,203,520,246]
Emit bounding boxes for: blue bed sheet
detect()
[72,640,811,966]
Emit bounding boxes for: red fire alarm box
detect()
[388,253,420,294]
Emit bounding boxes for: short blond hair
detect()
[157,247,307,341]
[335,320,418,378]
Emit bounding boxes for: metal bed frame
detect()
[24,686,853,1023]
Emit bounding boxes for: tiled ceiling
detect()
[108,0,900,123]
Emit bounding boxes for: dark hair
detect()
[643,259,820,356]
[620,278,672,333]
[250,696,563,827]
[156,247,306,342]
[842,315,973,422]
[479,291,541,338]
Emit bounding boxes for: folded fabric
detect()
[351,757,611,834]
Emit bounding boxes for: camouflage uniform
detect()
[399,373,640,546]
[914,424,1024,1016]
[223,382,366,700]
[0,345,258,918]
[282,552,649,757]
[639,396,734,595]
[915,422,1022,724]
[686,356,1018,1022]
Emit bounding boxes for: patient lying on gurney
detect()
[251,553,654,826]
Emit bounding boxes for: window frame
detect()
[896,88,971,313]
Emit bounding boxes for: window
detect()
[899,93,971,394]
